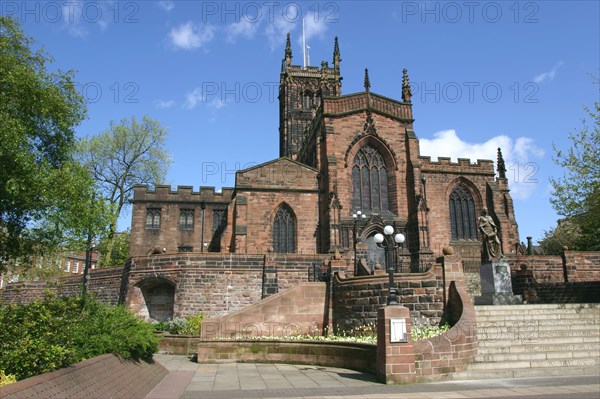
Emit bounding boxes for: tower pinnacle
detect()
[333,36,341,71]
[402,68,412,103]
[497,147,507,179]
[284,32,292,67]
[364,68,371,92]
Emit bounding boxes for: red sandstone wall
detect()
[201,282,327,339]
[510,251,600,283]
[413,281,478,380]
[0,267,123,306]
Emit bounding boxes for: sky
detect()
[3,0,599,243]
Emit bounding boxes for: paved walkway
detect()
[146,355,600,399]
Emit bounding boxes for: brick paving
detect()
[145,355,600,399]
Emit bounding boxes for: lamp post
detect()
[374,225,405,305]
[352,210,367,275]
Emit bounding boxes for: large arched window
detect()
[449,185,477,240]
[352,145,389,211]
[273,205,296,253]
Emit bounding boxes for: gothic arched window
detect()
[449,185,477,240]
[273,205,296,253]
[352,145,389,211]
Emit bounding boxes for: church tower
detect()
[279,34,342,158]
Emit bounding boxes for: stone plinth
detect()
[475,260,522,305]
[376,306,416,384]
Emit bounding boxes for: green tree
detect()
[0,17,101,272]
[549,102,600,251]
[79,116,171,266]
[538,220,582,255]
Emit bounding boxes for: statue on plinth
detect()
[478,207,502,262]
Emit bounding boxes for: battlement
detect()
[419,156,495,175]
[133,184,234,204]
[284,64,338,79]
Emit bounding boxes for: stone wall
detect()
[509,251,600,283]
[0,267,123,305]
[197,341,376,373]
[201,283,327,339]
[0,354,167,399]
[414,282,478,381]
[130,185,233,257]
[121,253,324,320]
[332,266,445,333]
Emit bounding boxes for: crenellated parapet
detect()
[133,184,234,204]
[418,156,495,176]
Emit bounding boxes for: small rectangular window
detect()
[178,246,193,253]
[146,208,161,229]
[64,260,70,272]
[73,261,79,274]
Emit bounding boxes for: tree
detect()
[79,116,171,266]
[0,17,99,271]
[538,220,582,255]
[549,102,600,251]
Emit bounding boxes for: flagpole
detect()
[302,18,306,69]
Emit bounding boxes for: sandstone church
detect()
[129,34,520,272]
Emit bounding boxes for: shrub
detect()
[153,313,204,335]
[411,323,450,341]
[0,294,158,380]
[179,313,204,335]
[0,370,17,387]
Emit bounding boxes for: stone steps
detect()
[452,304,600,380]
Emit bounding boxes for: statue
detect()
[478,208,502,262]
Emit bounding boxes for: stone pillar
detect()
[376,306,416,384]
[475,260,522,305]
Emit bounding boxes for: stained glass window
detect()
[352,145,389,211]
[273,205,296,253]
[449,185,477,239]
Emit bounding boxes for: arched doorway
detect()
[134,278,175,322]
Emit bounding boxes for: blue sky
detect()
[4,1,599,243]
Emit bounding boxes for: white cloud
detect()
[183,88,227,110]
[420,129,545,199]
[157,1,175,12]
[264,11,296,51]
[533,61,564,83]
[154,99,176,109]
[300,11,328,44]
[169,22,215,50]
[225,19,260,42]
[62,1,88,38]
[183,88,203,109]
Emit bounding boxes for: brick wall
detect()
[0,354,167,399]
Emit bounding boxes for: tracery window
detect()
[449,185,477,240]
[146,209,161,230]
[352,145,389,211]
[273,205,296,253]
[179,209,194,231]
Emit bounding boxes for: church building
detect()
[129,35,520,272]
